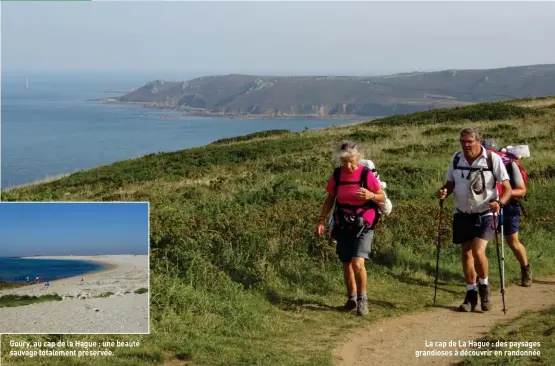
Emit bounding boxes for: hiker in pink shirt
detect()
[315,141,386,316]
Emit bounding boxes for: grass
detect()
[458,306,555,366]
[95,292,115,298]
[1,97,555,365]
[134,288,148,294]
[0,294,62,308]
[210,129,293,145]
[0,282,29,290]
[361,103,546,127]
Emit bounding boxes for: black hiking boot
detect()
[478,284,492,311]
[521,264,532,287]
[458,290,478,312]
[343,299,357,311]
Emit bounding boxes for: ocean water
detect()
[1,72,359,188]
[0,257,106,283]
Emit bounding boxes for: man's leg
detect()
[471,213,497,312]
[503,215,532,287]
[505,232,528,266]
[472,237,489,281]
[506,232,532,287]
[462,241,477,284]
[459,241,478,312]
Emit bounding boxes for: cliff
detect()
[115,64,555,117]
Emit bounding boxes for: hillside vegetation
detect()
[112,64,555,118]
[2,97,555,366]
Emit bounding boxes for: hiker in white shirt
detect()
[438,127,512,313]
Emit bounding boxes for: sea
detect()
[1,71,360,188]
[0,257,106,283]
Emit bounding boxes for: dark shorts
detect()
[335,227,374,263]
[498,202,521,236]
[452,213,495,245]
[500,215,520,236]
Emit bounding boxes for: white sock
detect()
[479,277,488,285]
[467,284,477,291]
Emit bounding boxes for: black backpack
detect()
[452,150,498,191]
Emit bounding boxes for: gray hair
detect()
[333,140,364,164]
[460,126,483,141]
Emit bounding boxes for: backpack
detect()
[482,149,528,200]
[452,149,498,190]
[332,166,381,231]
[495,149,529,215]
[497,150,528,190]
[453,149,528,214]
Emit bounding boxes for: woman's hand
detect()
[315,222,325,237]
[356,188,375,201]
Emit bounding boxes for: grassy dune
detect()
[0,294,62,308]
[1,97,555,365]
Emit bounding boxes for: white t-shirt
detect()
[445,148,509,214]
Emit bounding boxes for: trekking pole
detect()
[327,197,336,246]
[500,207,505,295]
[434,199,444,304]
[492,212,507,314]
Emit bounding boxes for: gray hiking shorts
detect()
[335,227,374,263]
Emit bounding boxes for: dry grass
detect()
[512,97,555,108]
[2,172,72,191]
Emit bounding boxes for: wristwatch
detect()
[496,200,504,208]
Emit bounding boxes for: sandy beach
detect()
[0,255,149,334]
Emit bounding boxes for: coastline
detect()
[18,255,118,282]
[1,112,370,191]
[0,255,148,298]
[95,99,378,121]
[0,255,149,333]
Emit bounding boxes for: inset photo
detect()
[0,202,150,334]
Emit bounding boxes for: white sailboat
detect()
[25,76,29,89]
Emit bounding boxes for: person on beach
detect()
[438,127,512,312]
[315,141,386,316]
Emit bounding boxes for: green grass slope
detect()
[2,98,555,366]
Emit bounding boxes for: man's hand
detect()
[488,200,501,213]
[438,188,448,200]
[438,181,454,200]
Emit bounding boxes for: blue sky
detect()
[0,203,149,257]
[2,1,554,76]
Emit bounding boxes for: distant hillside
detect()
[113,63,555,118]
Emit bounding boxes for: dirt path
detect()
[334,277,555,366]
